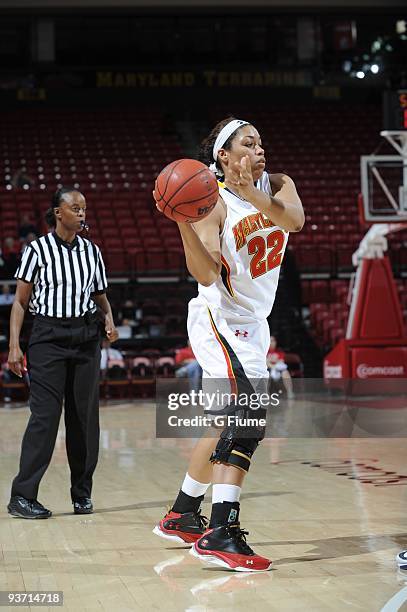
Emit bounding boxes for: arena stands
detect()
[1,102,406,382]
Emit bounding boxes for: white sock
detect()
[212,483,242,504]
[181,473,211,498]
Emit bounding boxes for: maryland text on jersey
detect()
[232,212,278,251]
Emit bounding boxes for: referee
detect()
[7,186,118,519]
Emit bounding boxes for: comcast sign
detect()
[356,363,405,379]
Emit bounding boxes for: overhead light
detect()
[370,64,380,74]
[356,71,365,79]
[396,20,406,35]
[371,39,382,52]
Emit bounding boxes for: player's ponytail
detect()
[198,116,238,178]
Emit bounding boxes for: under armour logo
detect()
[235,329,248,337]
[246,560,254,565]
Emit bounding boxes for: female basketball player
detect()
[153,117,304,571]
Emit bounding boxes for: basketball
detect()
[154,158,219,223]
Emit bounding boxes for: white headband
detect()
[209,119,249,176]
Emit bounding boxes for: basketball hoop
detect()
[324,129,407,388]
[360,130,407,224]
[355,128,407,264]
[351,133,407,337]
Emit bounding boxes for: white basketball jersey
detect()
[197,172,289,320]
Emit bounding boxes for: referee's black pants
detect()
[11,313,101,501]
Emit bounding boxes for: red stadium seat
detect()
[0,102,385,354]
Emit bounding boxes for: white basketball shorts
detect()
[187,297,270,394]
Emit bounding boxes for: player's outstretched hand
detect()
[230,156,255,200]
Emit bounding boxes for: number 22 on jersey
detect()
[247,229,285,279]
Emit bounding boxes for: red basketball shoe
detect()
[190,523,272,572]
[153,509,208,545]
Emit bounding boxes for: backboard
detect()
[361,131,407,223]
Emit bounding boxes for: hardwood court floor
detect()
[0,400,406,611]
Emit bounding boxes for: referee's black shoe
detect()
[73,497,93,514]
[8,496,52,519]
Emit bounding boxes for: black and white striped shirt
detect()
[15,232,108,318]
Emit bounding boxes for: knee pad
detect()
[210,411,266,473]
